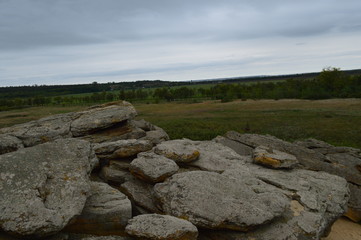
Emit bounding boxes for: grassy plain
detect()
[0,99,360,148]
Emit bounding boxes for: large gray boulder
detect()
[93,139,153,160]
[129,152,179,183]
[70,102,137,137]
[154,170,289,231]
[0,113,75,147]
[64,182,132,235]
[0,139,97,237]
[198,165,349,240]
[125,214,198,240]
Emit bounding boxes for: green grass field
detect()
[1,99,360,148]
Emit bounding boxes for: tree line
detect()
[1,68,360,111]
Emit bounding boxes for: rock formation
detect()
[0,101,356,240]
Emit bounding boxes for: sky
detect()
[1,0,361,87]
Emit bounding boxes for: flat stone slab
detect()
[129,152,179,183]
[64,182,132,235]
[154,139,200,163]
[187,141,250,172]
[125,214,198,240]
[253,145,298,168]
[0,139,96,237]
[71,102,137,137]
[93,139,152,160]
[154,170,289,231]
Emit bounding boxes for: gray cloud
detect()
[1,0,361,86]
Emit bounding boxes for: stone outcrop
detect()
[125,214,198,240]
[0,102,355,239]
[0,139,96,237]
[220,131,361,223]
[129,152,179,183]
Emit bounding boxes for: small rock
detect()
[129,152,179,183]
[154,139,200,163]
[130,119,156,131]
[120,179,160,213]
[64,182,132,235]
[99,166,135,185]
[141,126,169,145]
[125,214,198,240]
[253,145,298,168]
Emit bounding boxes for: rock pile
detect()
[0,101,357,240]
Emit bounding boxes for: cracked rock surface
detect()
[125,214,198,240]
[154,170,289,231]
[0,139,97,237]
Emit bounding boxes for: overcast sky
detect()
[1,0,361,86]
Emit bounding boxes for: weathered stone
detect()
[66,233,134,240]
[99,166,135,185]
[129,152,179,183]
[141,126,169,145]
[0,139,96,237]
[125,214,198,240]
[130,119,156,131]
[198,165,349,240]
[213,136,253,156]
[64,182,132,235]
[253,145,298,168]
[154,170,289,231]
[187,141,251,172]
[345,183,361,222]
[120,179,160,213]
[0,134,23,154]
[71,101,137,137]
[0,113,75,147]
[154,139,200,163]
[109,160,131,170]
[93,139,153,160]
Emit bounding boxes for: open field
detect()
[1,99,361,148]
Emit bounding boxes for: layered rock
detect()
[125,214,198,240]
[0,139,97,237]
[93,139,153,160]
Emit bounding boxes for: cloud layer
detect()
[1,0,361,86]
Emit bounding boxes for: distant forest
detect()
[1,68,361,111]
